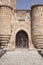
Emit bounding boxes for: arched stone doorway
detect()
[16,30,28,48]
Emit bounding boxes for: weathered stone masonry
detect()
[0,0,43,50]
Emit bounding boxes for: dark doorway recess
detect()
[16,30,28,48]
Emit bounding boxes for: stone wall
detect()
[0,0,43,50]
[0,7,12,35]
[9,10,32,50]
[31,5,43,49]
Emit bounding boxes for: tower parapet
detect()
[0,0,16,9]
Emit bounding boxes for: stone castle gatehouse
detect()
[0,0,43,50]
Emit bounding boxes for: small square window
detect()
[19,19,25,22]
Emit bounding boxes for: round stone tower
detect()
[0,0,16,49]
[31,5,43,49]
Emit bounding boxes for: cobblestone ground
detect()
[0,49,43,65]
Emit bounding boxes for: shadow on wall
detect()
[0,49,6,58]
[38,49,43,57]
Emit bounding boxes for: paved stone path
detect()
[0,49,43,65]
